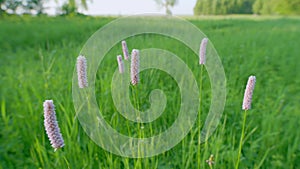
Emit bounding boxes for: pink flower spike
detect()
[122,40,130,60]
[131,49,140,85]
[242,76,256,110]
[76,55,88,88]
[43,100,64,151]
[199,38,208,65]
[117,55,124,74]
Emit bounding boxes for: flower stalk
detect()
[122,40,130,60]
[43,100,64,151]
[199,38,208,65]
[76,55,88,88]
[236,75,256,169]
[131,49,140,86]
[117,55,124,74]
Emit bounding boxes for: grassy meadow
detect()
[0,15,300,168]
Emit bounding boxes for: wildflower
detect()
[76,55,88,88]
[131,49,139,85]
[199,38,208,65]
[206,154,214,167]
[242,76,256,110]
[43,100,64,151]
[117,55,124,73]
[122,40,130,60]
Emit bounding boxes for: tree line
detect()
[0,0,44,15]
[194,0,300,15]
[0,0,89,15]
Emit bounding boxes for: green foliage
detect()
[0,0,46,15]
[26,0,46,15]
[194,0,208,15]
[0,0,90,15]
[194,0,300,15]
[59,0,90,15]
[61,1,77,15]
[252,0,263,14]
[253,0,300,15]
[194,0,256,15]
[2,0,21,13]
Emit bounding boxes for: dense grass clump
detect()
[0,15,299,168]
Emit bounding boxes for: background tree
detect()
[155,0,178,15]
[253,0,300,15]
[194,0,256,15]
[194,0,206,15]
[59,0,89,15]
[252,0,262,14]
[0,0,47,15]
[25,0,46,15]
[276,0,300,15]
[194,0,300,15]
[2,0,22,14]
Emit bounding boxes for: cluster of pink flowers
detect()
[43,100,64,151]
[117,40,140,85]
[130,49,140,85]
[199,38,208,65]
[242,76,256,110]
[76,55,88,88]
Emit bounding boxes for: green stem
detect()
[235,110,247,169]
[181,138,186,168]
[132,85,143,168]
[197,64,204,169]
[135,87,142,138]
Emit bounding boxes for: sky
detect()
[45,0,197,16]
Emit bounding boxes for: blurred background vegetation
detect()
[194,0,300,15]
[0,0,90,16]
[0,0,299,16]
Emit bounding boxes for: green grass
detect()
[0,15,300,168]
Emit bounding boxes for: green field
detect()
[0,15,300,168]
